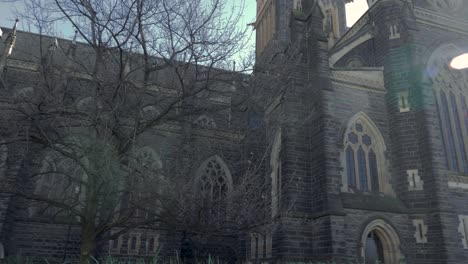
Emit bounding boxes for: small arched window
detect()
[429,44,468,174]
[130,236,137,250]
[342,113,390,194]
[146,234,159,254]
[148,238,155,251]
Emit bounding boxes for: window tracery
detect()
[196,155,232,223]
[198,156,231,201]
[30,154,87,218]
[342,113,390,194]
[431,46,468,174]
[193,115,217,129]
[130,146,164,221]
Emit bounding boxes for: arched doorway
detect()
[365,231,384,264]
[360,219,402,264]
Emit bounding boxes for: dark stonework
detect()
[1,0,468,263]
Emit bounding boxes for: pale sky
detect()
[1,0,367,34]
[346,0,369,27]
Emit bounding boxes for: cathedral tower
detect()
[255,0,348,56]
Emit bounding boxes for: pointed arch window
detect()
[197,156,232,201]
[358,147,368,191]
[346,146,356,188]
[431,49,468,174]
[342,113,390,194]
[30,154,88,219]
[196,155,233,224]
[130,146,164,221]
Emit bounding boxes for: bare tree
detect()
[0,0,257,263]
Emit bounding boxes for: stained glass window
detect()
[199,158,229,201]
[369,150,379,192]
[197,156,232,223]
[131,236,137,250]
[435,87,468,173]
[358,147,368,191]
[348,132,358,144]
[346,146,356,188]
[442,91,459,170]
[343,113,387,193]
[435,95,450,169]
[450,92,468,173]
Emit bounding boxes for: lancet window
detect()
[432,54,468,174]
[342,113,387,193]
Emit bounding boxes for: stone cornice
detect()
[151,121,245,142]
[447,172,468,190]
[332,12,371,52]
[6,59,39,71]
[330,68,386,94]
[413,6,468,36]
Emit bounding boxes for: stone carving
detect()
[193,115,217,129]
[293,0,303,11]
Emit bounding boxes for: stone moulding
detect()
[6,59,39,71]
[330,68,385,93]
[413,6,468,36]
[447,172,468,190]
[332,13,370,52]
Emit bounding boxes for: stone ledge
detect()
[341,193,407,214]
[447,172,468,190]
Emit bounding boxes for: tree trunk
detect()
[80,220,97,264]
[80,177,99,264]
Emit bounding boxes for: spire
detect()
[72,30,78,46]
[0,19,19,73]
[49,38,59,52]
[4,19,18,57]
[66,30,79,57]
[122,41,133,78]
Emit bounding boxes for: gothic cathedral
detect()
[252,0,468,263]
